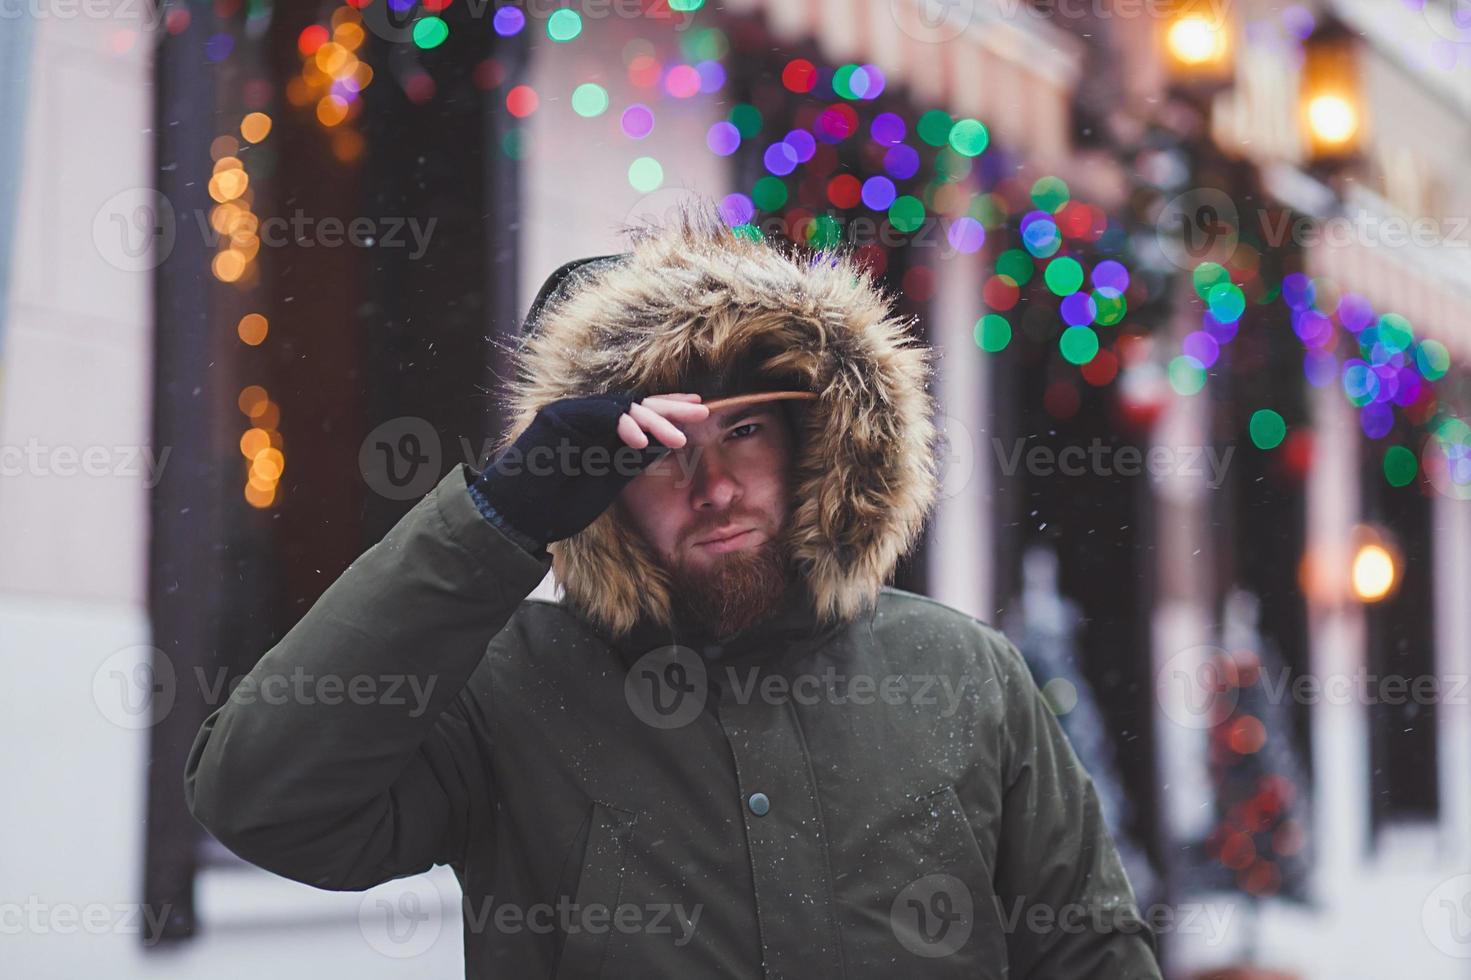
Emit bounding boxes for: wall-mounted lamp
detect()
[1163,3,1234,95]
[1300,16,1366,168]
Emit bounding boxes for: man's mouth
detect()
[693,527,760,554]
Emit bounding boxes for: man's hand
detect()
[615,392,709,451]
[471,392,709,546]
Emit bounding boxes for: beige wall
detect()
[1,5,153,604]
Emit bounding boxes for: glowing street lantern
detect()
[1163,5,1233,93]
[1300,18,1365,164]
[1349,526,1399,603]
[1167,14,1229,69]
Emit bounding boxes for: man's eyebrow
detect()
[710,403,779,428]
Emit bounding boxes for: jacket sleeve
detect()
[183,463,552,891]
[988,633,1164,979]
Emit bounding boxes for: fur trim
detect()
[496,204,939,638]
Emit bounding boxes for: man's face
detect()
[615,401,796,638]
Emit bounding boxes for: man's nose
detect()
[689,446,740,510]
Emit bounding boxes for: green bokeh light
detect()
[996,249,1034,285]
[1169,355,1207,395]
[1044,257,1084,296]
[1377,313,1414,352]
[948,118,989,157]
[547,8,583,41]
[974,314,1012,353]
[1059,326,1099,365]
[889,195,926,233]
[680,26,727,61]
[1192,262,1229,301]
[1416,339,1451,380]
[1383,445,1418,487]
[832,64,859,100]
[500,128,526,159]
[1031,176,1069,213]
[807,213,842,248]
[751,175,787,210]
[1207,282,1246,323]
[1249,409,1286,449]
[1093,289,1127,326]
[729,103,762,139]
[917,110,953,147]
[628,156,664,193]
[412,16,448,49]
[571,83,609,118]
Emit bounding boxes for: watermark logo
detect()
[1422,0,1471,42]
[891,873,974,957]
[624,645,708,729]
[1423,873,1471,959]
[93,187,176,273]
[357,0,420,44]
[92,645,176,731]
[359,875,444,958]
[1422,425,1471,502]
[935,414,976,502]
[890,0,976,44]
[623,185,715,233]
[1156,187,1240,270]
[1156,643,1236,730]
[360,416,443,500]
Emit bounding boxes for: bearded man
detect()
[185,208,1162,979]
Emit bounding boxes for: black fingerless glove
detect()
[467,393,671,548]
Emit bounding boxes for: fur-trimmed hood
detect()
[496,208,939,639]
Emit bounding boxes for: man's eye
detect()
[728,422,760,440]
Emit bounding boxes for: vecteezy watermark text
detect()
[0,439,171,486]
[625,646,979,730]
[0,898,171,943]
[460,897,702,945]
[95,188,438,273]
[992,437,1236,489]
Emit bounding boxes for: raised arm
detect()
[184,393,709,891]
[183,462,551,890]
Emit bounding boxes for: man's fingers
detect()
[613,393,708,451]
[639,395,711,423]
[627,400,689,447]
[616,412,649,449]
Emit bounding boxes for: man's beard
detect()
[666,533,793,642]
